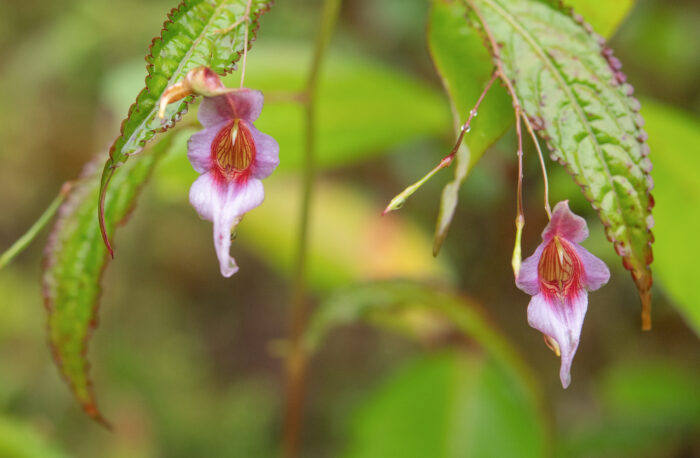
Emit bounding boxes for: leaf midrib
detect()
[477,0,629,228]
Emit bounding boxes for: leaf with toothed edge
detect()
[465,0,654,328]
[44,130,186,424]
[99,0,273,255]
[427,0,636,257]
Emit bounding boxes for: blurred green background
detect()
[0,0,699,456]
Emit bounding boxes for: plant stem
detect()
[282,1,341,457]
[523,119,552,218]
[512,109,525,278]
[0,182,72,271]
[239,0,254,88]
[468,1,536,277]
[382,71,498,215]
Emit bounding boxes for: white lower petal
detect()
[211,178,265,277]
[527,291,588,388]
[189,173,265,277]
[189,173,217,221]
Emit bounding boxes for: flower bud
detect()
[158,66,233,120]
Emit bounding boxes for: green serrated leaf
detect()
[42,133,179,422]
[99,0,272,252]
[427,0,634,255]
[468,0,654,327]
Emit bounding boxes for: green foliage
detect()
[427,0,637,255]
[641,99,700,334]
[2,0,698,455]
[305,281,544,419]
[428,0,512,254]
[563,0,635,38]
[559,361,700,457]
[99,0,272,249]
[42,133,181,422]
[310,281,549,457]
[46,0,273,421]
[343,352,547,458]
[0,417,69,458]
[469,0,654,322]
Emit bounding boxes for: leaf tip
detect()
[84,402,112,429]
[432,235,445,257]
[640,288,652,331]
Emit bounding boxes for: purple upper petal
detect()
[542,201,588,243]
[198,89,264,127]
[187,123,226,173]
[247,121,280,179]
[189,173,265,277]
[527,291,588,388]
[575,245,611,291]
[516,242,545,296]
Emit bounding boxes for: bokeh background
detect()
[0,0,699,456]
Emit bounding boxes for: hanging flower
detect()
[516,201,610,388]
[187,86,279,277]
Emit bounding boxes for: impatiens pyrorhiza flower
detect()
[185,76,279,277]
[516,201,610,388]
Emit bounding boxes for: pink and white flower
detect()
[516,201,610,388]
[187,88,279,277]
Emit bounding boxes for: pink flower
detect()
[516,201,610,388]
[187,88,279,277]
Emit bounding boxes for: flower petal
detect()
[516,242,545,295]
[542,201,588,243]
[212,178,265,277]
[189,174,265,275]
[198,94,235,127]
[198,89,264,127]
[187,123,226,173]
[229,89,263,122]
[575,245,611,291]
[246,121,280,179]
[189,172,217,222]
[527,291,588,388]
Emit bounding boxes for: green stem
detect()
[282,1,341,457]
[0,183,72,270]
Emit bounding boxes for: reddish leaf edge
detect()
[43,159,114,427]
[464,0,654,329]
[556,1,654,330]
[98,0,273,257]
[42,132,178,425]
